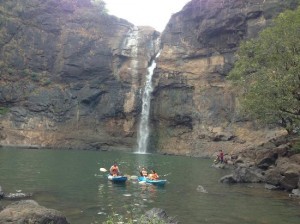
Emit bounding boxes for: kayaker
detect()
[140,167,148,177]
[148,170,159,180]
[110,162,120,176]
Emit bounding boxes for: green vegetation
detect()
[0,106,9,115]
[228,7,300,134]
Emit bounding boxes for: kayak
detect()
[107,174,127,183]
[138,176,167,186]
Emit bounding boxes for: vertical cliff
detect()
[0,0,160,150]
[151,0,299,156]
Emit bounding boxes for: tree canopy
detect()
[228,7,300,133]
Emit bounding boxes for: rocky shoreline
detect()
[214,135,300,199]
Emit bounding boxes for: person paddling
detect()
[110,162,120,176]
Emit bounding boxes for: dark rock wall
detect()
[150,0,299,155]
[0,0,298,155]
[0,0,160,150]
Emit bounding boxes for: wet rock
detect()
[219,174,236,184]
[142,208,178,224]
[0,186,4,199]
[289,189,300,198]
[220,167,265,184]
[0,200,70,224]
[3,192,33,200]
[196,185,208,193]
[264,184,281,191]
[232,167,265,183]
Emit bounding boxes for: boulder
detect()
[279,170,300,191]
[232,167,265,183]
[289,189,300,198]
[255,148,278,170]
[264,168,283,186]
[0,200,69,224]
[219,174,236,184]
[142,208,178,224]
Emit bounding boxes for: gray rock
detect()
[0,185,4,199]
[3,192,33,200]
[232,167,265,183]
[142,208,178,224]
[279,171,299,191]
[219,174,237,184]
[289,189,300,198]
[0,200,70,224]
[264,184,281,191]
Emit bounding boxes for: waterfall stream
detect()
[136,52,160,154]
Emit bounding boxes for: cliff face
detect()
[151,0,299,156]
[0,0,160,150]
[0,0,298,154]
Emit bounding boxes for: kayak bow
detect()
[107,174,127,183]
[138,176,167,186]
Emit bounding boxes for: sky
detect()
[103,0,191,32]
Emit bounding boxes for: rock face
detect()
[0,0,160,150]
[150,0,299,155]
[0,0,298,154]
[0,200,69,224]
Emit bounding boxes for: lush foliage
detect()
[228,7,300,133]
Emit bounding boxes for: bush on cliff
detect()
[228,6,300,134]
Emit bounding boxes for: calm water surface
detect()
[0,148,299,224]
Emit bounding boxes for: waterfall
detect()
[136,52,160,154]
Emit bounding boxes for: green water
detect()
[0,148,299,224]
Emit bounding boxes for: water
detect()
[0,148,299,224]
[137,54,160,154]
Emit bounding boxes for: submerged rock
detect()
[0,200,70,224]
[142,208,178,224]
[3,192,33,200]
[0,186,4,199]
[196,185,208,193]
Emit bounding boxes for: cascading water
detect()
[136,52,160,154]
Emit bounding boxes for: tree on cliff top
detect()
[228,7,300,134]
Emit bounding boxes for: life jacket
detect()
[152,173,159,180]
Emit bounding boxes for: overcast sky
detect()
[103,0,191,32]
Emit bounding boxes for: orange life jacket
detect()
[152,173,159,180]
